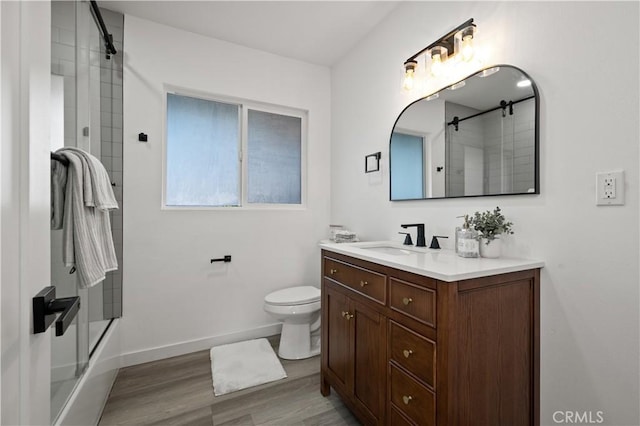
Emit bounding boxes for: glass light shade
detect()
[403,69,415,91]
[454,25,476,62]
[429,46,448,77]
[402,60,418,91]
[461,36,474,61]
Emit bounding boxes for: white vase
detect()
[479,237,501,258]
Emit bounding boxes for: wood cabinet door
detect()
[325,282,352,391]
[352,299,386,424]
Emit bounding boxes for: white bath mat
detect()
[210,338,287,396]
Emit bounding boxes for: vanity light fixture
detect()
[402,18,477,91]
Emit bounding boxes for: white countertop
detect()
[319,241,544,282]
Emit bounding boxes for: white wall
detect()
[121,16,331,363]
[331,2,639,425]
[1,1,53,424]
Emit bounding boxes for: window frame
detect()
[162,85,308,210]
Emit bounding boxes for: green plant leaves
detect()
[468,206,514,242]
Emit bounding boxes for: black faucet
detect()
[429,235,449,249]
[400,223,426,247]
[399,232,413,246]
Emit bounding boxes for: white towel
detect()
[57,148,119,288]
[51,159,67,230]
[59,147,118,210]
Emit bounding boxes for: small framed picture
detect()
[365,152,381,173]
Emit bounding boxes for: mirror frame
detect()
[389,64,540,201]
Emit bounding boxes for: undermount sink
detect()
[360,246,418,256]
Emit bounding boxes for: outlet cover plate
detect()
[596,170,624,206]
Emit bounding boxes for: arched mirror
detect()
[390,65,539,200]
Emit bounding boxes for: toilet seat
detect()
[265,286,320,306]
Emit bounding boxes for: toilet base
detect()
[278,323,320,360]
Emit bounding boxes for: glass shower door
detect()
[50,1,122,420]
[49,0,94,421]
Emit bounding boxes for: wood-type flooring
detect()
[99,339,360,425]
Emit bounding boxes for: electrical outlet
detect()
[596,170,624,206]
[603,177,616,198]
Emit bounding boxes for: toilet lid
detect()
[265,286,320,306]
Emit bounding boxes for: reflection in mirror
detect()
[390,65,539,200]
[390,132,425,199]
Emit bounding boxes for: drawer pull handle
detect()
[403,349,413,358]
[330,268,338,275]
[402,297,413,306]
[360,280,368,287]
[341,311,353,320]
[402,395,413,405]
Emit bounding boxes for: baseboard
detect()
[120,323,283,368]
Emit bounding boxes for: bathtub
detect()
[54,319,121,426]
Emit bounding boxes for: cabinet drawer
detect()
[324,257,387,304]
[389,278,436,327]
[390,406,414,426]
[390,364,435,426]
[389,321,435,388]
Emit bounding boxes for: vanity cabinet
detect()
[322,265,387,424]
[320,250,540,426]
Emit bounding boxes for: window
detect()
[165,91,305,208]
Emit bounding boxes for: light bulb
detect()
[402,60,418,91]
[461,35,474,62]
[403,69,415,91]
[428,46,448,78]
[455,25,476,63]
[431,54,443,77]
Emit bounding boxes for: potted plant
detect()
[468,207,514,258]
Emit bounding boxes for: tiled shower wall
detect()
[445,102,483,197]
[482,98,535,194]
[99,9,124,319]
[444,99,535,196]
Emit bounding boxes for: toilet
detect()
[264,286,321,360]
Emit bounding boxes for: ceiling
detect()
[99,1,400,66]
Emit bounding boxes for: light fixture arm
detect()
[403,18,475,66]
